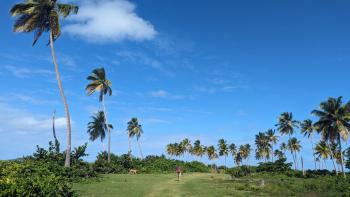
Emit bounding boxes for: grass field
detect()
[73,172,347,197]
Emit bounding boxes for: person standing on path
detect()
[176,167,182,181]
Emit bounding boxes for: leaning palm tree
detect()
[166,143,175,159]
[86,67,112,162]
[276,112,299,165]
[312,96,350,178]
[218,139,229,168]
[255,132,271,162]
[301,119,317,170]
[234,152,243,166]
[87,111,113,144]
[288,137,302,170]
[241,144,251,165]
[11,0,79,167]
[127,118,144,159]
[266,129,278,162]
[192,140,204,161]
[206,145,218,172]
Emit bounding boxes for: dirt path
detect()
[146,173,206,197]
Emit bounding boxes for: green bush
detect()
[0,160,75,196]
[227,165,253,178]
[256,158,292,173]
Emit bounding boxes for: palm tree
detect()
[266,129,278,162]
[280,142,288,154]
[234,152,243,166]
[87,111,113,143]
[218,139,229,168]
[241,144,251,165]
[166,143,176,158]
[301,119,317,170]
[255,132,271,162]
[206,145,218,172]
[229,143,237,167]
[312,97,350,178]
[86,67,112,162]
[127,118,144,159]
[276,112,299,165]
[288,137,302,170]
[11,0,79,167]
[274,149,285,160]
[191,140,204,161]
[180,138,192,157]
[315,141,330,169]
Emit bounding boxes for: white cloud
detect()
[0,102,66,134]
[149,90,189,100]
[63,0,157,42]
[150,90,168,98]
[3,65,53,78]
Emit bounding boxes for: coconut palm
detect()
[276,112,299,165]
[301,119,317,169]
[11,0,79,167]
[280,142,288,154]
[241,144,251,165]
[229,143,237,166]
[288,137,302,170]
[191,140,205,161]
[266,129,278,162]
[234,152,243,166]
[218,139,229,168]
[315,141,330,169]
[166,143,176,158]
[274,149,285,160]
[87,111,113,143]
[206,145,218,161]
[180,138,192,156]
[255,132,271,162]
[127,118,144,159]
[312,96,350,178]
[86,67,113,162]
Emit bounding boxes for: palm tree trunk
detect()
[101,94,111,163]
[271,147,274,162]
[311,137,317,170]
[327,142,338,175]
[50,31,71,168]
[324,159,327,169]
[137,140,144,159]
[338,136,346,178]
[128,131,132,161]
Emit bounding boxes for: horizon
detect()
[1,0,350,170]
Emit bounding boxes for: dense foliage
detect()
[0,141,95,196]
[93,152,210,174]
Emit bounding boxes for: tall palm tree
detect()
[166,143,176,158]
[266,129,278,162]
[288,137,302,170]
[312,97,350,178]
[276,112,299,165]
[218,139,229,168]
[127,118,144,159]
[241,144,251,165]
[206,145,218,171]
[86,67,112,162]
[87,111,113,143]
[11,0,79,167]
[229,143,237,167]
[255,132,271,162]
[315,141,330,169]
[180,138,192,157]
[191,140,204,161]
[234,152,243,166]
[301,119,317,170]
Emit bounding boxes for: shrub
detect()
[256,158,292,173]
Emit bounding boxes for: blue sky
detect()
[0,0,349,169]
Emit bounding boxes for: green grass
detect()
[73,173,349,197]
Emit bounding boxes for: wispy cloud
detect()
[149,90,192,100]
[63,0,157,43]
[0,102,66,135]
[3,65,54,78]
[0,93,57,105]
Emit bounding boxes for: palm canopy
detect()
[127,118,143,140]
[300,119,314,138]
[10,0,78,45]
[275,112,300,136]
[266,129,278,145]
[87,111,113,142]
[288,137,302,153]
[218,138,229,156]
[206,145,218,160]
[312,97,350,142]
[86,67,112,102]
[229,143,237,155]
[314,141,330,160]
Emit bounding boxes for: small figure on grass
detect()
[176,166,182,181]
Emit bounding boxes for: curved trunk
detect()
[327,142,338,175]
[128,132,132,160]
[101,95,111,163]
[311,137,317,170]
[137,140,144,159]
[50,32,71,167]
[338,136,346,178]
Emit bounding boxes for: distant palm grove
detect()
[167,96,350,178]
